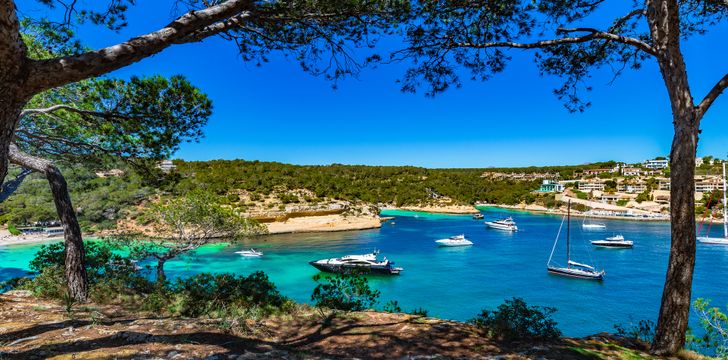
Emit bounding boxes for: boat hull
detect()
[547,266,604,280]
[698,237,728,245]
[309,261,403,275]
[591,240,633,248]
[582,224,606,229]
[435,241,473,247]
[485,222,517,231]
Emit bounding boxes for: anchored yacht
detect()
[435,234,473,247]
[309,251,403,275]
[485,217,518,232]
[235,248,263,257]
[591,234,634,248]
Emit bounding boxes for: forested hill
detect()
[0,159,619,229]
[171,160,539,206]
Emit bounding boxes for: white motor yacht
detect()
[235,248,263,257]
[309,251,403,275]
[435,234,473,247]
[485,217,518,231]
[591,234,634,248]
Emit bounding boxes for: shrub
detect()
[311,273,380,312]
[168,272,286,317]
[468,298,561,342]
[382,300,402,313]
[687,298,728,357]
[410,307,428,316]
[7,223,20,236]
[29,241,138,285]
[613,319,655,343]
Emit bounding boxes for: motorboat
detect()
[547,200,605,280]
[235,248,263,257]
[309,251,403,275]
[435,234,473,247]
[698,162,728,245]
[473,213,484,220]
[485,217,518,231]
[591,234,634,248]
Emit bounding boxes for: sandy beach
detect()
[0,230,65,247]
[265,214,382,234]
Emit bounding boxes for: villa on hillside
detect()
[578,181,606,191]
[538,180,564,193]
[644,158,669,169]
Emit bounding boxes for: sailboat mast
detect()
[723,161,727,238]
[567,200,571,266]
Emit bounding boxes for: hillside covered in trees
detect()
[0,159,622,229]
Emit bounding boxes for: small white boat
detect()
[582,223,606,229]
[473,213,484,220]
[698,162,728,245]
[235,248,263,257]
[591,234,633,248]
[435,234,473,247]
[485,217,518,231]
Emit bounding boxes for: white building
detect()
[157,160,176,173]
[644,158,669,169]
[578,181,605,192]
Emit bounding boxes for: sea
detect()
[2,206,728,338]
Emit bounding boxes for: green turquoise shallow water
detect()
[2,206,728,337]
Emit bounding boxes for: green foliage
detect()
[616,199,629,207]
[167,272,286,317]
[613,319,655,343]
[409,307,429,316]
[382,300,402,313]
[29,241,137,285]
[468,298,561,342]
[573,189,588,200]
[173,160,541,207]
[635,190,652,203]
[0,164,151,230]
[7,223,20,235]
[687,298,728,357]
[311,273,380,312]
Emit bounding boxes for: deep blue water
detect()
[2,206,728,337]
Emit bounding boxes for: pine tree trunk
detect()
[8,145,88,301]
[156,259,167,285]
[651,112,699,355]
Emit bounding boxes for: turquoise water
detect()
[2,206,728,337]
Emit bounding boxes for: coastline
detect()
[0,233,65,247]
[382,204,479,214]
[477,204,673,223]
[265,213,382,234]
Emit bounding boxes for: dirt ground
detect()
[0,291,708,360]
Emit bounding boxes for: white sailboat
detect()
[698,161,728,245]
[582,214,606,229]
[548,200,605,280]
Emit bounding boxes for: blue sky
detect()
[17,1,728,168]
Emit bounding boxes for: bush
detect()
[613,319,655,343]
[7,223,20,236]
[13,241,150,302]
[382,300,402,313]
[311,273,380,312]
[410,307,428,316]
[29,241,138,285]
[168,272,287,317]
[468,298,561,342]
